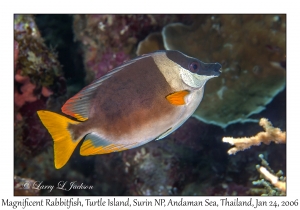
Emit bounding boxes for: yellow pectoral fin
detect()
[166,90,190,105]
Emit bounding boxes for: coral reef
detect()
[123,145,181,195]
[14,15,62,86]
[222,118,286,154]
[14,15,66,175]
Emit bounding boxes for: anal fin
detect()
[80,133,137,156]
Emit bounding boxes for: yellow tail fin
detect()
[37,110,81,169]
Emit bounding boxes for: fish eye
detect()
[189,62,199,73]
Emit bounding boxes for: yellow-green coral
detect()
[251,154,286,196]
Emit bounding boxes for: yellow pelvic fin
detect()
[80,139,129,156]
[37,110,81,169]
[166,90,190,105]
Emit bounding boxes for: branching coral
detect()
[251,154,286,195]
[222,119,286,195]
[256,166,286,193]
[222,118,286,155]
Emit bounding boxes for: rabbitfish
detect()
[37,50,221,169]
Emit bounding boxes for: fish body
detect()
[38,50,221,169]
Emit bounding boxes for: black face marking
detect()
[165,50,222,77]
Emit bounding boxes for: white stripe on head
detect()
[180,67,216,88]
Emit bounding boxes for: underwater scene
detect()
[14,14,286,196]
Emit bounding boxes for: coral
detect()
[136,32,165,56]
[222,118,286,155]
[14,15,66,165]
[14,72,38,107]
[14,71,53,108]
[251,154,286,195]
[222,118,286,196]
[138,15,286,127]
[14,15,62,87]
[123,145,180,195]
[255,166,286,193]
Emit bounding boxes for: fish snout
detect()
[207,62,222,77]
[212,62,222,77]
[198,62,222,77]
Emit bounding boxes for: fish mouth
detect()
[198,62,222,77]
[207,62,222,77]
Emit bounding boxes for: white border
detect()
[2,1,299,209]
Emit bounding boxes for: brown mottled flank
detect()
[71,56,176,140]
